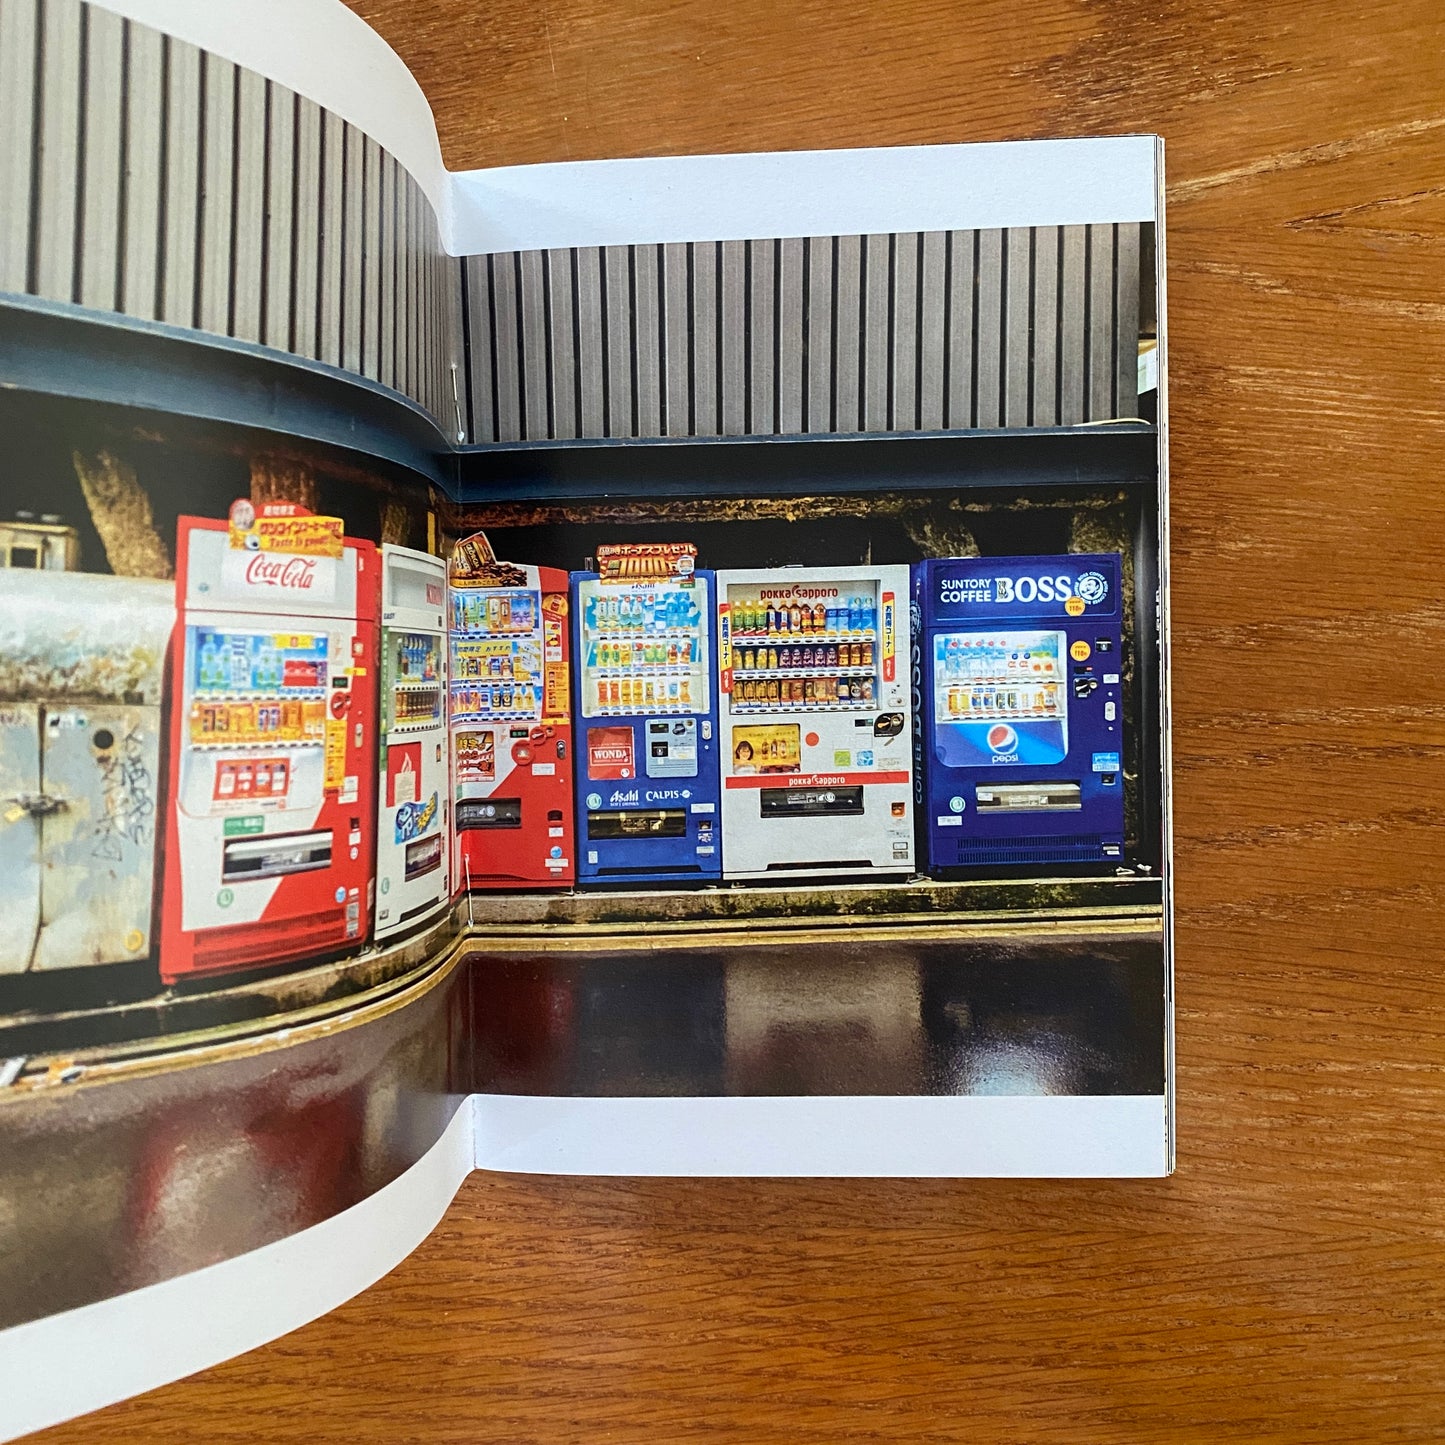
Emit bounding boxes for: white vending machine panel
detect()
[716,565,914,880]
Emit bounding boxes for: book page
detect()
[0,0,1171,1431]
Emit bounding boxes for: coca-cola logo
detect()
[245,554,317,589]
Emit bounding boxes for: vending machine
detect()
[448,532,574,890]
[913,553,1125,871]
[572,543,721,886]
[716,564,913,880]
[374,544,449,941]
[160,507,378,982]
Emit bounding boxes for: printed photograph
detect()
[0,0,1169,1424]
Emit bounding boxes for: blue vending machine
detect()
[572,546,722,885]
[913,553,1125,871]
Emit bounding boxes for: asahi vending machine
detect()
[716,564,913,880]
[374,544,449,940]
[572,543,721,886]
[448,532,574,890]
[161,505,378,982]
[913,553,1125,871]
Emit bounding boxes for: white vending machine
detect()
[716,564,914,880]
[374,544,450,941]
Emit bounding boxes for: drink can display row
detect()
[451,590,537,634]
[945,684,1059,717]
[735,675,874,706]
[593,676,695,710]
[594,636,695,668]
[189,697,323,744]
[738,642,873,671]
[395,687,442,722]
[454,681,539,716]
[731,597,878,636]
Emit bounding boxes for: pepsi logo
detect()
[987,723,1018,753]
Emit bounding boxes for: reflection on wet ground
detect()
[0,960,470,1331]
[471,931,1166,1099]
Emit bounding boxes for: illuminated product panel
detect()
[716,564,914,881]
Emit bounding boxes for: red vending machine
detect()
[448,532,574,890]
[160,505,379,982]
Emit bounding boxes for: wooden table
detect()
[42,0,1445,1438]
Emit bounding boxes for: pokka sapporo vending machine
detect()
[374,544,449,941]
[716,564,914,881]
[913,553,1125,871]
[160,505,378,982]
[572,543,721,886]
[448,532,574,890]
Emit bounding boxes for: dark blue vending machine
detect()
[572,545,722,885]
[914,553,1125,871]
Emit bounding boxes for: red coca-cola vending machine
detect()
[160,504,379,982]
[448,532,574,890]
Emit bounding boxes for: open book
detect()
[0,0,1172,1434]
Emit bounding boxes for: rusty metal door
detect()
[31,706,162,971]
[0,704,43,973]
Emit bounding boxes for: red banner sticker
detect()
[587,725,635,779]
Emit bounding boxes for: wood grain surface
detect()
[38,0,1445,1439]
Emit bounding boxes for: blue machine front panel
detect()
[572,569,722,884]
[914,554,1125,870]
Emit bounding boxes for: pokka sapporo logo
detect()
[1075,571,1109,605]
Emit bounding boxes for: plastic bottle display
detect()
[728,590,881,711]
[935,634,1062,720]
[451,587,546,721]
[584,584,706,715]
[194,632,327,696]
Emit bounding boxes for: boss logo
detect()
[993,574,1073,604]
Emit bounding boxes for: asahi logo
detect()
[245,554,319,590]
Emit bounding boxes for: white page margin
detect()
[474,1094,1170,1177]
[449,137,1158,255]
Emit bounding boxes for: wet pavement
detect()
[0,952,470,1331]
[472,927,1166,1099]
[1,921,1164,1334]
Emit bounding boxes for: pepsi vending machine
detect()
[572,544,721,886]
[913,553,1124,871]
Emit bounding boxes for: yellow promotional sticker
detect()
[1064,596,1085,617]
[324,716,347,789]
[1070,640,1092,661]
